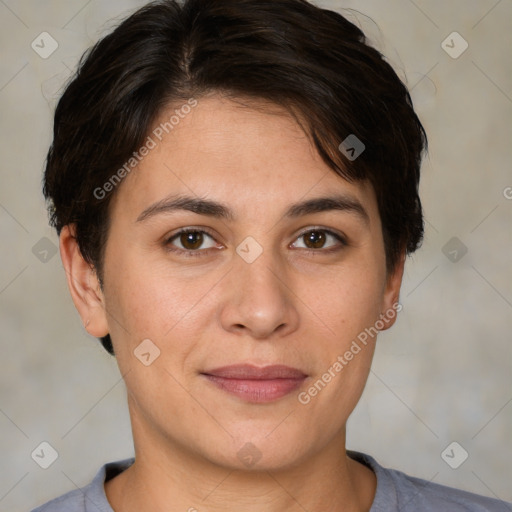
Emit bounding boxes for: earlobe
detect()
[59,224,110,338]
[380,252,406,331]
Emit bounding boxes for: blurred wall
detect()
[0,0,510,510]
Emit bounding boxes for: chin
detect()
[197,430,311,473]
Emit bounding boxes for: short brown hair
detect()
[43,0,427,355]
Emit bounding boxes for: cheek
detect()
[303,260,385,345]
[102,246,222,354]
[295,268,383,423]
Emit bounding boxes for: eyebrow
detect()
[136,193,370,225]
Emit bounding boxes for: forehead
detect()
[111,95,379,222]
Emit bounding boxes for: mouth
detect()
[201,364,308,403]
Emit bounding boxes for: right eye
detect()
[164,228,222,257]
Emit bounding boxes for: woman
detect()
[32,0,510,510]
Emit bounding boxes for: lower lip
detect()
[202,375,306,403]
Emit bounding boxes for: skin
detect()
[60,94,405,512]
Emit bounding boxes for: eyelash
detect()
[164,227,347,258]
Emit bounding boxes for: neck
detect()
[105,399,376,512]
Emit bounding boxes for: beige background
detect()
[0,0,511,510]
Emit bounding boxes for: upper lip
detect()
[202,364,307,380]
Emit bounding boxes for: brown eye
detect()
[291,228,346,252]
[179,231,204,250]
[166,229,218,256]
[303,230,327,249]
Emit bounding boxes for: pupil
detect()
[306,231,325,249]
[182,231,203,250]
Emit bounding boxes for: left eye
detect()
[291,229,345,251]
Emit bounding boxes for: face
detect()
[73,94,403,471]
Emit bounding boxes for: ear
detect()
[59,224,109,338]
[379,251,406,331]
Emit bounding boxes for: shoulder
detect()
[30,489,86,512]
[30,458,135,512]
[384,467,511,511]
[348,451,512,512]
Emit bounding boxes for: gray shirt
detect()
[30,451,511,511]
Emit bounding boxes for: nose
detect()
[219,247,300,340]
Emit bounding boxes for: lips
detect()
[201,364,307,403]
[202,364,307,380]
